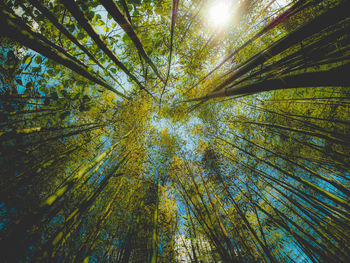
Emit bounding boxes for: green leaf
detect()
[122,34,131,44]
[154,6,164,15]
[35,56,42,64]
[87,11,95,20]
[24,56,32,65]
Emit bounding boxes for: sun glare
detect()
[209,1,230,28]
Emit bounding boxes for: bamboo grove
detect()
[0,0,349,262]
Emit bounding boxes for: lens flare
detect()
[209,1,230,28]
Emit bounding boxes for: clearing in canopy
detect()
[1,0,350,262]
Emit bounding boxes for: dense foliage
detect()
[0,0,349,262]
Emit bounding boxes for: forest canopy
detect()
[0,0,350,262]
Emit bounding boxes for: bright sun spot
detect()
[209,1,230,28]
